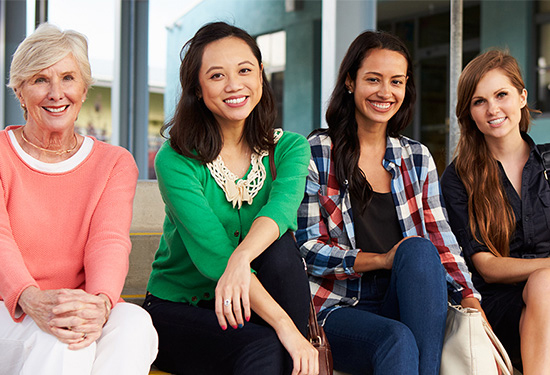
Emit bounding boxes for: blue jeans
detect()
[322,237,447,375]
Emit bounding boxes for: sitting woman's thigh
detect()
[144,294,286,375]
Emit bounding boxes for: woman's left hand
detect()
[215,252,252,330]
[275,321,319,375]
[48,290,111,350]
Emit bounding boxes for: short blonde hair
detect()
[8,23,93,93]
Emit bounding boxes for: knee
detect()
[394,237,442,271]
[106,303,158,345]
[254,232,302,272]
[235,332,286,371]
[523,268,550,306]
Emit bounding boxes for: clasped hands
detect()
[18,286,111,350]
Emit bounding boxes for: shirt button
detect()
[191,296,197,302]
[204,293,210,299]
[352,297,358,301]
[234,230,240,237]
[525,216,530,222]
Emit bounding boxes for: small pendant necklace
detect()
[21,129,78,156]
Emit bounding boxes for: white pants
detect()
[0,302,158,375]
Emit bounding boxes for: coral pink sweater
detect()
[0,126,138,321]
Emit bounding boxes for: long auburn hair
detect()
[325,30,416,206]
[455,50,539,256]
[162,22,276,162]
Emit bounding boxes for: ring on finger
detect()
[224,299,231,307]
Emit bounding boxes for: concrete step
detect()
[124,234,161,300]
[123,180,164,302]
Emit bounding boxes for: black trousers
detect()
[143,232,310,375]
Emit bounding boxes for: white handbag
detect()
[440,303,514,375]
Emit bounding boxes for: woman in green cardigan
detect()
[144,22,318,375]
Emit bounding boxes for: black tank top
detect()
[351,191,403,254]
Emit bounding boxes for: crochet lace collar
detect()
[206,129,283,209]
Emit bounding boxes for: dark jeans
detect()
[143,232,310,375]
[322,237,448,375]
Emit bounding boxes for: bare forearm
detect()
[473,253,550,284]
[249,275,318,374]
[249,274,296,333]
[352,237,413,273]
[353,252,388,273]
[232,216,279,263]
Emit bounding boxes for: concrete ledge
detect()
[131,180,165,233]
[123,180,165,303]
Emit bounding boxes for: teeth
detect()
[489,117,505,125]
[44,106,68,113]
[371,102,391,109]
[224,97,246,104]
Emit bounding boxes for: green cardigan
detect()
[147,131,310,304]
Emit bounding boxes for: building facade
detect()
[167,0,550,174]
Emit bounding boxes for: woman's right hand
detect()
[214,252,252,330]
[18,287,83,340]
[383,236,418,270]
[275,323,319,375]
[17,286,105,348]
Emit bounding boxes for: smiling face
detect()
[198,36,263,129]
[17,54,87,133]
[469,68,527,142]
[347,48,408,130]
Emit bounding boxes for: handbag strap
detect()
[307,293,322,343]
[536,144,550,184]
[482,320,513,375]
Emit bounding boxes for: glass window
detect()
[419,12,450,49]
[257,30,286,129]
[46,0,193,178]
[47,0,116,142]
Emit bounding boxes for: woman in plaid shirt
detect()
[296,31,482,375]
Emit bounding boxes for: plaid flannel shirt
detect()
[296,132,480,315]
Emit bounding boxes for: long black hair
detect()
[162,22,277,162]
[325,30,416,207]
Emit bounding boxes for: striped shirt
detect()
[296,132,479,315]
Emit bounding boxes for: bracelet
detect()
[101,297,111,325]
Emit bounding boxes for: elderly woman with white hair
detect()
[0,23,158,374]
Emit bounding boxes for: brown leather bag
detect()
[307,295,333,375]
